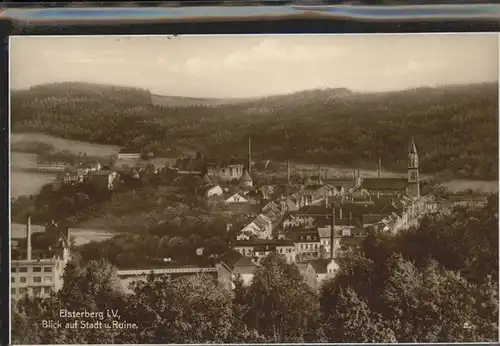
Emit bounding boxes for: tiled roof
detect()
[297,205,332,215]
[336,218,363,228]
[220,251,257,271]
[119,149,141,154]
[309,259,333,274]
[447,195,487,202]
[241,170,253,182]
[202,174,213,185]
[362,214,387,225]
[290,230,320,243]
[361,178,408,191]
[317,227,331,239]
[253,214,271,229]
[233,238,294,247]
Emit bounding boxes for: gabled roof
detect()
[203,184,222,194]
[290,230,320,243]
[284,198,298,210]
[317,227,331,239]
[220,251,258,273]
[253,214,272,229]
[362,214,387,225]
[241,170,253,182]
[297,205,332,215]
[361,178,408,191]
[226,192,247,201]
[309,259,334,274]
[202,174,213,185]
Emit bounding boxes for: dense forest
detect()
[11,81,499,179]
[12,197,498,344]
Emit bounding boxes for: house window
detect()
[11,277,15,283]
[33,277,42,283]
[11,267,16,273]
[33,287,42,296]
[11,288,16,295]
[44,267,53,273]
[43,287,51,294]
[19,267,27,273]
[33,267,42,273]
[19,288,27,295]
[342,229,351,237]
[20,277,27,283]
[44,276,53,284]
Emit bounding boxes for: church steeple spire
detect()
[407,137,420,198]
[408,136,418,169]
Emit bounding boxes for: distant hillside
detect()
[151,94,250,108]
[11,81,499,179]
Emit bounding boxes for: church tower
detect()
[407,137,420,199]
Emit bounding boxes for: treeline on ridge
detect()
[11,82,499,179]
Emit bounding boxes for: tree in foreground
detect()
[236,252,324,343]
[124,274,234,344]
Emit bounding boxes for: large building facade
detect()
[11,218,71,300]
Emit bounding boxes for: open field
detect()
[11,132,121,157]
[10,134,122,198]
[11,223,116,247]
[11,152,57,198]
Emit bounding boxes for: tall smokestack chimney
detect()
[317,164,322,184]
[26,214,32,261]
[339,208,343,220]
[287,160,291,185]
[378,157,381,179]
[248,136,252,176]
[330,208,335,259]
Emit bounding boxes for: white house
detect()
[206,185,224,198]
[90,170,120,190]
[240,214,272,239]
[225,193,248,204]
[118,151,141,160]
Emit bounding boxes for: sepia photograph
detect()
[9,33,499,344]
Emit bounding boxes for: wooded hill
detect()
[11,81,499,179]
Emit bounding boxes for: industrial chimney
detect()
[26,214,32,261]
[287,160,291,185]
[330,208,336,259]
[378,157,382,179]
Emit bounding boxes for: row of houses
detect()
[216,249,339,293]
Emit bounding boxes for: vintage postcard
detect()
[9,33,499,344]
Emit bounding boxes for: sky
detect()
[10,34,499,99]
